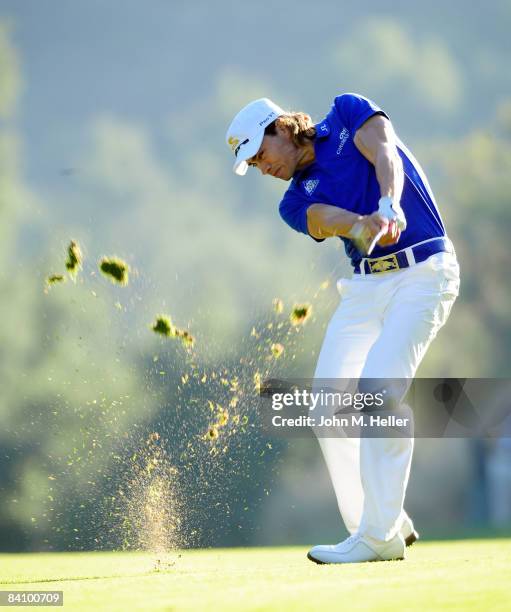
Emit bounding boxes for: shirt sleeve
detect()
[279,190,325,243]
[334,93,389,133]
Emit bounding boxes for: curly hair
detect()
[264,112,316,146]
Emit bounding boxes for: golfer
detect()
[226,93,460,563]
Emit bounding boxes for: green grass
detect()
[1,540,510,611]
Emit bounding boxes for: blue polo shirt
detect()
[279,93,446,269]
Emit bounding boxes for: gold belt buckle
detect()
[368,253,399,274]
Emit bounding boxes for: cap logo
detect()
[259,111,277,127]
[228,136,240,152]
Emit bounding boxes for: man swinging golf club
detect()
[226,93,460,564]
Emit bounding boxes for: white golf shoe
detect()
[307,532,405,564]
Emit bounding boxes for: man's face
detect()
[247,123,302,181]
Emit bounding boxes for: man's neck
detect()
[295,140,316,171]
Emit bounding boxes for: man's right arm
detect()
[307,203,392,241]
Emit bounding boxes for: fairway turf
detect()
[1,540,510,611]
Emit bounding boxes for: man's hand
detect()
[377,218,401,247]
[349,212,401,255]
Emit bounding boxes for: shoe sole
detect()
[307,552,325,565]
[404,530,419,547]
[307,552,405,565]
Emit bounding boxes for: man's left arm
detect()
[354,115,405,246]
[354,114,404,202]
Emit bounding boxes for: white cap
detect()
[226,98,285,176]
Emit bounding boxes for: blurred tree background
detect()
[0,0,510,551]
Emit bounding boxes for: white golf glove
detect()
[378,196,407,231]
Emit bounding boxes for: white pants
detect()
[313,251,460,541]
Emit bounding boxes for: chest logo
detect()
[303,179,319,196]
[336,127,350,155]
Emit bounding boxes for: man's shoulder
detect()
[321,92,367,116]
[329,92,388,133]
[317,94,368,131]
[332,92,375,106]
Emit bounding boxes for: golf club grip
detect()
[365,227,387,256]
